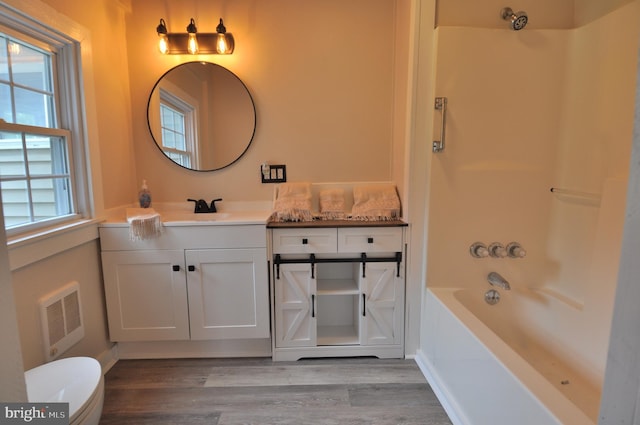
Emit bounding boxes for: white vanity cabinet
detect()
[185,248,269,340]
[269,223,406,361]
[99,225,269,347]
[101,249,190,341]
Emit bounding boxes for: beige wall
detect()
[574,0,637,27]
[5,0,132,369]
[426,0,639,387]
[11,241,112,370]
[5,0,412,369]
[37,0,136,211]
[436,0,574,29]
[0,214,27,401]
[435,0,635,29]
[126,0,410,204]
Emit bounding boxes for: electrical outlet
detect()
[261,164,286,183]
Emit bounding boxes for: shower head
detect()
[501,7,528,31]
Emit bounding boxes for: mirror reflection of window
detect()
[159,104,190,168]
[147,62,256,171]
[160,84,200,168]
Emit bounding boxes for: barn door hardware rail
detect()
[274,252,402,279]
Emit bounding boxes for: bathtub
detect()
[416,287,599,425]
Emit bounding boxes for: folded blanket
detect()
[126,208,163,241]
[319,188,346,220]
[271,182,313,222]
[351,184,401,221]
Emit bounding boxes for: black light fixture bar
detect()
[156,18,235,55]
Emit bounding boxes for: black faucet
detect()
[209,198,222,212]
[187,198,223,213]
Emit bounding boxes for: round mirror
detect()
[147,62,256,171]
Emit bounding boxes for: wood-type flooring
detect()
[99,357,452,425]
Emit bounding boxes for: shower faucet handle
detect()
[506,242,527,258]
[488,242,507,258]
[470,242,489,258]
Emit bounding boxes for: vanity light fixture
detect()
[186,18,199,54]
[215,18,234,54]
[155,17,235,55]
[156,19,169,54]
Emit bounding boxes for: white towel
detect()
[126,208,163,241]
[270,182,313,222]
[319,188,346,220]
[351,184,401,221]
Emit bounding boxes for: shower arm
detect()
[433,97,448,153]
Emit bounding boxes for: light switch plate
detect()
[261,164,286,183]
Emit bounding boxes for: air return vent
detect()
[39,281,85,361]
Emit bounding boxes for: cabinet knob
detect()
[302,238,308,245]
[367,237,374,244]
[188,265,195,272]
[172,265,180,272]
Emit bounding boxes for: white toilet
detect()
[25,357,105,425]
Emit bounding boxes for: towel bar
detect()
[550,187,601,202]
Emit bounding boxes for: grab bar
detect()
[433,97,448,153]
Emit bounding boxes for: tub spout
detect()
[488,272,511,290]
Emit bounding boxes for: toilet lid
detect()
[25,357,102,418]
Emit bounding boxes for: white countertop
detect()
[100,201,273,227]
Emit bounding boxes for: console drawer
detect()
[338,227,403,253]
[272,228,338,254]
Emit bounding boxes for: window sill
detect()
[7,218,101,271]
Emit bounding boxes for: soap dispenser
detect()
[138,180,152,208]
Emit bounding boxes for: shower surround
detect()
[420,2,639,422]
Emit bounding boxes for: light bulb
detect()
[158,33,169,54]
[216,34,229,54]
[215,18,234,54]
[156,19,169,54]
[187,33,198,54]
[186,18,198,54]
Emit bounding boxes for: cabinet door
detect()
[101,250,189,341]
[186,248,269,340]
[359,262,404,346]
[274,263,317,347]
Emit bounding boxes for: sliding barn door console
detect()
[268,221,407,361]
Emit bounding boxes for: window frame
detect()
[0,121,80,233]
[0,5,93,238]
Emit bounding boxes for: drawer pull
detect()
[302,238,308,245]
[311,294,316,318]
[172,265,180,272]
[367,237,374,244]
[188,265,195,272]
[362,294,366,316]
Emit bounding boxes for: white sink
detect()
[160,212,231,223]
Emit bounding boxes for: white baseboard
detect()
[96,343,119,374]
[115,339,271,359]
